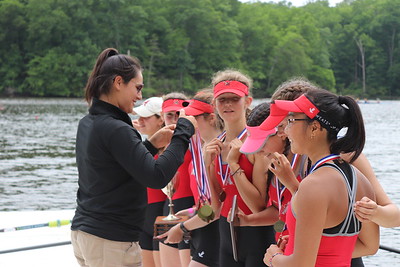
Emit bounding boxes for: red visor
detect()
[274,94,319,119]
[162,98,190,112]
[240,126,277,154]
[214,80,249,98]
[182,99,214,116]
[259,103,289,131]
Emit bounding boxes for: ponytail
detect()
[330,96,365,163]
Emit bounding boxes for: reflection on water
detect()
[0,98,399,264]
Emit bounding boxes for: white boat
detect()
[0,210,78,267]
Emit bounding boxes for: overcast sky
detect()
[240,0,344,7]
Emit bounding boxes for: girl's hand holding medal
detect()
[226,138,243,166]
[264,244,284,267]
[268,152,298,194]
[204,138,223,168]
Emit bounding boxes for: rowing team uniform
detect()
[139,152,194,251]
[284,160,361,267]
[267,154,308,240]
[163,151,194,250]
[216,153,275,267]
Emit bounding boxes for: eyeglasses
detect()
[287,118,309,125]
[135,83,144,93]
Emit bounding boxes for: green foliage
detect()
[0,0,399,99]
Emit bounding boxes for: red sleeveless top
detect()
[284,161,360,267]
[147,154,167,204]
[172,150,194,200]
[268,173,302,239]
[284,202,357,266]
[188,160,200,206]
[215,154,254,217]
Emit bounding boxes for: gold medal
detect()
[219,190,226,202]
[273,220,285,233]
[198,204,215,223]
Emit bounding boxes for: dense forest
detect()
[1,0,399,98]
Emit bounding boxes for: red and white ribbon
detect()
[190,130,212,203]
[309,154,341,174]
[217,129,247,186]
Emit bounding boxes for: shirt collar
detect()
[89,98,133,126]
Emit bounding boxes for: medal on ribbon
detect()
[189,130,214,222]
[275,154,299,213]
[219,190,226,202]
[198,203,215,223]
[217,129,247,202]
[273,220,285,233]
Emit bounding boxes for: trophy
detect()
[154,174,190,240]
[161,175,180,221]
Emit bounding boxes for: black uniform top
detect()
[71,98,194,242]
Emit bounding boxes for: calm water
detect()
[0,98,399,265]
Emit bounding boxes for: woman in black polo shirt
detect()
[71,47,195,267]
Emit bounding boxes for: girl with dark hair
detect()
[71,48,196,267]
[234,78,312,243]
[158,89,224,267]
[264,89,379,267]
[158,92,195,267]
[133,97,165,267]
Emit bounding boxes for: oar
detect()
[379,244,400,254]
[0,241,398,256]
[0,219,71,232]
[0,241,71,254]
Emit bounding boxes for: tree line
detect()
[1,0,399,99]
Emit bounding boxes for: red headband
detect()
[214,80,249,98]
[162,98,189,112]
[182,99,214,116]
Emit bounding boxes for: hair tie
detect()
[108,49,119,58]
[338,95,346,104]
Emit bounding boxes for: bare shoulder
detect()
[353,166,376,202]
[296,169,338,199]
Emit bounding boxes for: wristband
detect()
[269,252,283,267]
[180,222,190,233]
[230,167,244,176]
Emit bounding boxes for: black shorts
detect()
[162,196,195,250]
[351,257,364,267]
[190,219,220,267]
[219,216,275,267]
[139,201,164,251]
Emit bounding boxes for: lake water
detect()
[0,98,399,265]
